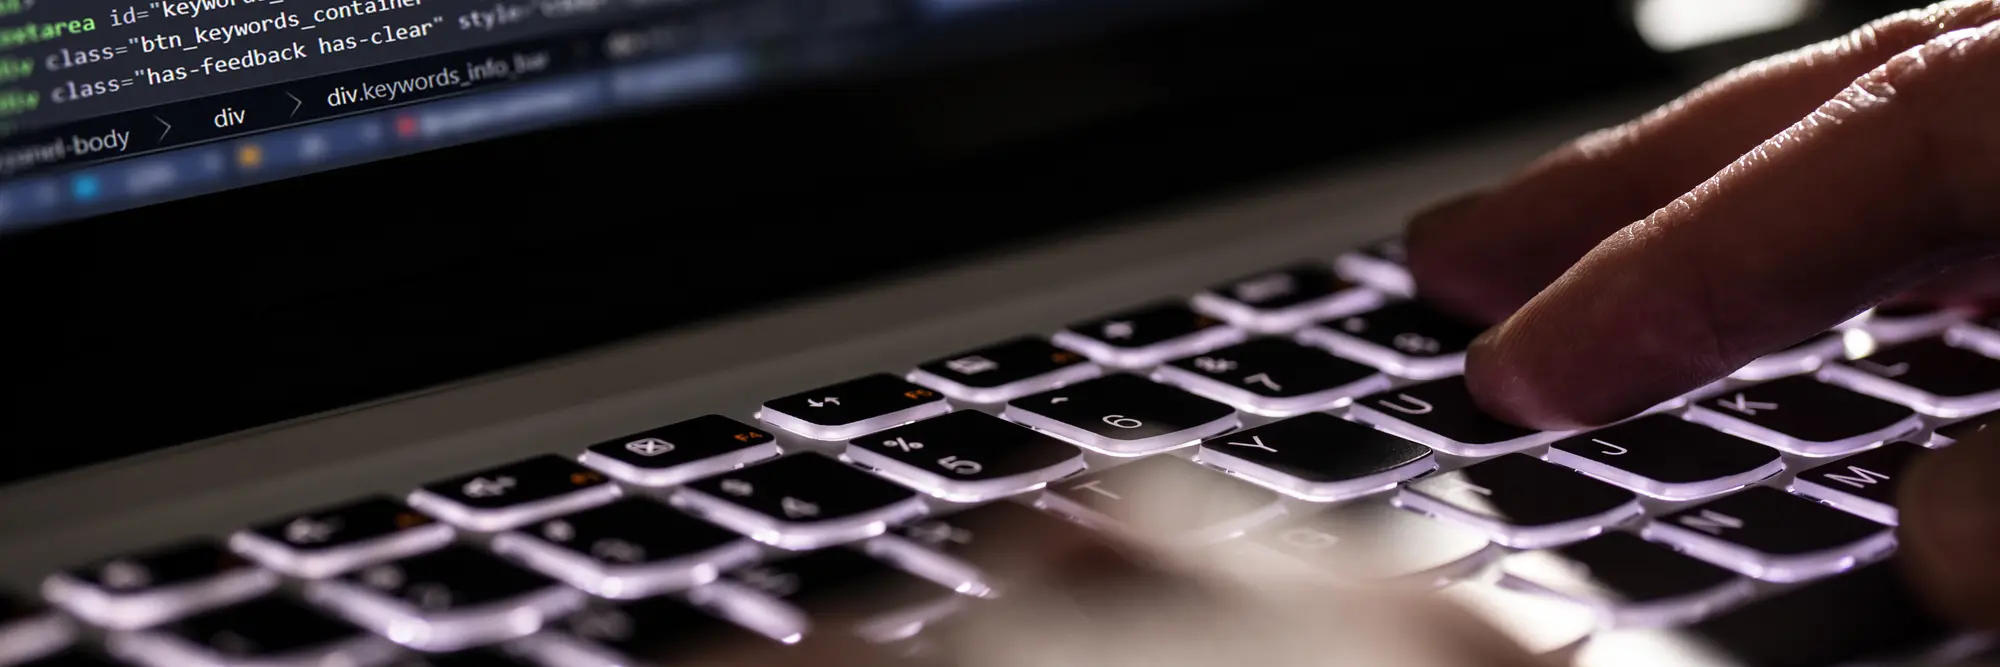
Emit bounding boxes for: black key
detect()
[0,597,74,666]
[759,374,951,441]
[1546,415,1784,500]
[1156,338,1387,416]
[1302,301,1483,379]
[1644,487,1893,582]
[720,549,959,643]
[1002,374,1238,456]
[845,411,1085,502]
[408,454,622,532]
[491,498,759,599]
[45,539,277,629]
[304,545,586,652]
[1038,455,1281,542]
[1935,408,2000,445]
[577,414,781,487]
[909,336,1100,403]
[1691,375,1920,456]
[1790,442,1930,525]
[1574,560,1953,667]
[1501,533,1750,626]
[1336,237,1413,295]
[1243,503,1490,583]
[1822,338,2000,417]
[387,650,542,667]
[1194,413,1434,501]
[1191,263,1379,333]
[109,597,395,667]
[231,496,454,578]
[1349,377,1559,456]
[1052,300,1243,368]
[13,652,130,667]
[538,598,772,665]
[868,501,1112,596]
[1399,454,1640,548]
[674,454,925,550]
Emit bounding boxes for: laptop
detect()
[0,0,1981,664]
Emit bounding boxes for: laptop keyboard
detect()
[4,238,1986,667]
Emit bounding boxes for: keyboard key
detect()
[1154,338,1388,416]
[1190,263,1382,333]
[304,545,586,652]
[576,415,781,488]
[844,411,1086,502]
[700,549,963,644]
[1573,560,1952,667]
[1348,378,1568,457]
[1437,581,1597,655]
[489,498,760,599]
[759,374,952,441]
[1002,374,1238,457]
[1790,442,1930,525]
[0,598,75,666]
[1686,376,1920,457]
[107,597,397,667]
[1934,409,2000,445]
[1397,454,1641,548]
[1335,237,1413,296]
[1820,338,2000,417]
[43,539,278,630]
[408,455,623,532]
[1193,413,1435,501]
[865,501,1111,597]
[1867,304,1965,343]
[10,652,131,667]
[1037,456,1283,543]
[1500,533,1753,627]
[1545,415,1784,500]
[1643,487,1894,583]
[1729,329,1864,381]
[385,649,542,667]
[1051,301,1245,369]
[230,496,454,578]
[673,454,927,550]
[908,337,1102,404]
[1299,301,1483,380]
[515,597,773,667]
[1240,503,1490,584]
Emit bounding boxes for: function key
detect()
[759,374,951,441]
[1348,378,1568,457]
[1190,263,1382,333]
[1729,329,1865,381]
[844,411,1085,503]
[1335,236,1414,296]
[673,454,926,550]
[303,545,586,652]
[230,496,453,578]
[577,415,780,488]
[515,598,773,667]
[107,596,397,667]
[1193,413,1434,502]
[1038,455,1283,544]
[1397,454,1641,549]
[1934,409,2000,445]
[1643,487,1894,583]
[865,501,1111,598]
[408,455,621,532]
[1002,374,1238,457]
[490,498,759,599]
[1300,301,1483,380]
[1500,533,1752,628]
[43,539,278,630]
[908,337,1102,404]
[1051,301,1244,369]
[1789,442,1931,525]
[1155,338,1388,416]
[1240,503,1490,585]
[701,548,963,645]
[1545,415,1783,500]
[1820,337,2000,417]
[0,598,75,667]
[1687,376,1920,457]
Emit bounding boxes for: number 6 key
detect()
[1002,374,1240,457]
[845,411,1087,502]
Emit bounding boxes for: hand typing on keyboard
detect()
[1409,0,2000,634]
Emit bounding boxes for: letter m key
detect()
[1822,466,1891,490]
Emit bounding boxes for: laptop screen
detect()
[0,0,1215,232]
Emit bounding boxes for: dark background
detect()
[0,0,1924,483]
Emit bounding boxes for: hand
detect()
[1408,0,2000,629]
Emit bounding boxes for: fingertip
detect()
[1897,436,2000,630]
[1462,323,1598,432]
